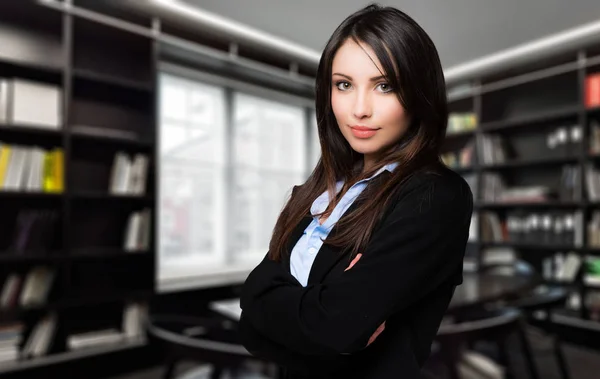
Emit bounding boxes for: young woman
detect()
[239,4,473,378]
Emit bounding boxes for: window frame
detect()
[157,63,317,293]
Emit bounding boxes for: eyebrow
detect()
[332,73,387,81]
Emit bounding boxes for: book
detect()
[586,73,600,109]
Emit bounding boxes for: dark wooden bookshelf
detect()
[0,123,64,137]
[0,338,146,376]
[480,242,585,251]
[479,105,580,132]
[0,192,64,199]
[68,247,150,259]
[475,201,581,209]
[70,192,153,202]
[445,129,476,139]
[0,1,156,375]
[444,42,600,343]
[70,128,153,149]
[72,68,153,92]
[482,156,579,170]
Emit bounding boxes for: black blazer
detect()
[239,167,473,379]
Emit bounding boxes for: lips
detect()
[350,125,379,131]
[350,125,379,139]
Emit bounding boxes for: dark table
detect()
[449,269,541,311]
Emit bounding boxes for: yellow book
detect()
[43,151,55,192]
[53,149,64,193]
[0,144,11,187]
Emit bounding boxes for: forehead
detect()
[331,39,384,76]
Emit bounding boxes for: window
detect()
[230,93,307,265]
[158,74,228,283]
[157,70,312,292]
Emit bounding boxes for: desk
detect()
[449,270,540,311]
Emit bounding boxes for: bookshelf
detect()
[0,1,154,373]
[443,40,600,346]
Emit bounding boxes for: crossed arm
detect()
[239,174,473,357]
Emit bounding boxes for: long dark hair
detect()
[268,3,449,262]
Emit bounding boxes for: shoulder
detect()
[391,166,473,221]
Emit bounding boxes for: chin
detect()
[347,141,381,155]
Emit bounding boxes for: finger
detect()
[344,253,363,271]
[367,322,386,346]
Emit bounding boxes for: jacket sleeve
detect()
[240,175,473,356]
[238,311,353,375]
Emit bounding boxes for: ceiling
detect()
[183,0,600,69]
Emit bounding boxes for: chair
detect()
[434,307,540,379]
[481,260,571,379]
[146,314,283,379]
[508,285,571,379]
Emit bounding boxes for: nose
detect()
[352,91,372,119]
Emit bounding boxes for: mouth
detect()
[350,125,379,131]
[349,125,380,139]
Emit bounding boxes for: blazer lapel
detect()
[305,206,358,286]
[307,170,392,285]
[283,170,393,284]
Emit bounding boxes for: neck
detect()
[362,154,377,174]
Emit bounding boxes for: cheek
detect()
[379,100,410,131]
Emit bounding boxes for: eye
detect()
[377,83,393,93]
[334,81,352,91]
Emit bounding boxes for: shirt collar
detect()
[310,162,399,216]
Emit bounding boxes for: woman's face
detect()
[330,39,411,166]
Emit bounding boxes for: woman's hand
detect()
[344,253,363,272]
[344,253,386,347]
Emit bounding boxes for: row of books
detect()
[476,172,549,203]
[0,266,55,309]
[441,139,475,169]
[0,78,61,129]
[586,165,600,202]
[0,302,146,363]
[584,257,600,287]
[477,134,507,166]
[0,207,150,256]
[0,144,63,192]
[476,126,582,165]
[447,112,477,134]
[589,212,600,248]
[0,322,23,363]
[541,252,581,282]
[21,313,57,359]
[123,208,151,252]
[586,73,600,109]
[589,120,600,154]
[109,152,149,195]
[67,302,147,351]
[541,254,600,289]
[480,210,584,247]
[588,292,600,322]
[473,169,581,203]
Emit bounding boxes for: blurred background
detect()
[1,0,600,378]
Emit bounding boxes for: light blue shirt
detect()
[290,162,399,286]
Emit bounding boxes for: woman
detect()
[239,4,473,379]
